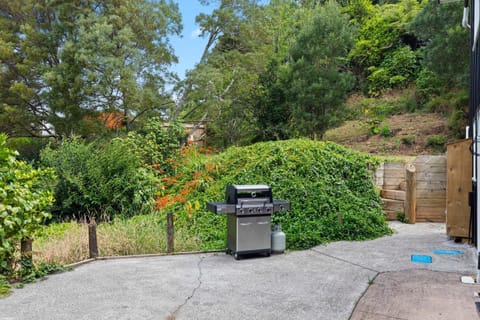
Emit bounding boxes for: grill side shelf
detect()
[206,202,236,214]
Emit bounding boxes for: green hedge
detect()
[163,139,391,250]
[40,137,157,221]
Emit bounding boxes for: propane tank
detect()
[271,225,286,254]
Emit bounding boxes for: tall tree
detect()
[409,1,469,87]
[286,1,356,138]
[348,0,424,92]
[178,0,271,147]
[0,0,181,138]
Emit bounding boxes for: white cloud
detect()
[190,28,202,39]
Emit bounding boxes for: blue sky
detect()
[169,1,216,79]
[170,0,269,80]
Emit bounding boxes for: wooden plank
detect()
[414,165,447,173]
[415,172,447,182]
[381,190,406,201]
[414,156,447,165]
[384,184,403,191]
[382,171,406,179]
[418,206,446,213]
[383,177,405,186]
[383,210,400,221]
[382,199,404,212]
[416,216,446,223]
[415,181,446,190]
[384,162,406,170]
[447,139,472,238]
[416,190,446,199]
[417,207,446,222]
[416,199,446,208]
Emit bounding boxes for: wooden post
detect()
[405,164,417,224]
[167,212,174,253]
[88,223,98,259]
[21,238,33,263]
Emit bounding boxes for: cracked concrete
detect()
[0,222,477,320]
[169,255,205,318]
[310,249,381,273]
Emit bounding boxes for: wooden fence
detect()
[376,155,447,222]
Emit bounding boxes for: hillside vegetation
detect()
[1,0,470,154]
[324,89,468,155]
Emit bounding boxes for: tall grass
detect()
[34,222,89,265]
[34,213,205,265]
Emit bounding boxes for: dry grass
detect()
[33,214,204,265]
[34,222,89,265]
[326,88,457,156]
[324,113,450,156]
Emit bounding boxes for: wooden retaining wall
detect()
[377,155,447,222]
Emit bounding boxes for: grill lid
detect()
[207,184,290,216]
[226,184,272,204]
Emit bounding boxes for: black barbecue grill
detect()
[207,184,290,259]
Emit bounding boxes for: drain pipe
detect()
[464,0,471,29]
[467,0,480,282]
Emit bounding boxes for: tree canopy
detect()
[0,0,471,147]
[0,0,181,138]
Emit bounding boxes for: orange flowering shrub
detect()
[153,144,218,212]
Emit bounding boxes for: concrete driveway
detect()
[0,222,477,320]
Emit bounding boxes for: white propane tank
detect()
[271,225,286,254]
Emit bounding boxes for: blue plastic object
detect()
[432,249,462,255]
[411,255,432,263]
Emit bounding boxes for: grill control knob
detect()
[239,209,244,215]
[248,208,253,214]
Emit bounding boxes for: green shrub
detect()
[367,46,419,96]
[415,68,442,104]
[426,135,447,152]
[159,139,391,250]
[367,118,385,136]
[380,125,391,137]
[0,134,55,276]
[123,118,187,173]
[0,275,10,297]
[396,212,408,223]
[367,67,389,96]
[401,135,415,146]
[371,103,402,118]
[426,135,446,146]
[449,109,468,139]
[40,137,157,221]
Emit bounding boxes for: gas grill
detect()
[207,184,290,259]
